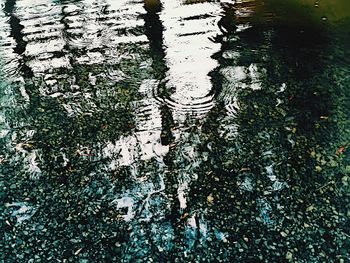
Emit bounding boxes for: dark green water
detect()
[0,0,349,262]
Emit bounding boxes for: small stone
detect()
[281,232,288,237]
[329,160,338,167]
[306,205,314,212]
[74,248,82,255]
[342,176,349,186]
[286,251,293,260]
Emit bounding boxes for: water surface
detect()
[1,0,349,262]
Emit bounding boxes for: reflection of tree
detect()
[4,0,24,54]
[186,12,350,261]
[142,0,175,147]
[4,0,33,77]
[143,0,166,79]
[2,1,161,261]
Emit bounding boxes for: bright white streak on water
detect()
[159,0,223,116]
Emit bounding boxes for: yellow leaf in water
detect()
[309,149,316,157]
[207,194,214,204]
[15,143,23,151]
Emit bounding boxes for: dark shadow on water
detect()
[186,10,350,260]
[3,0,33,77]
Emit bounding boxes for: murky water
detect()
[1,0,349,262]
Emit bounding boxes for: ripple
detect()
[163,95,215,113]
[152,1,223,117]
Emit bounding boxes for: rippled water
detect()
[1,0,350,262]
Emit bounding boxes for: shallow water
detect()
[1,0,349,262]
